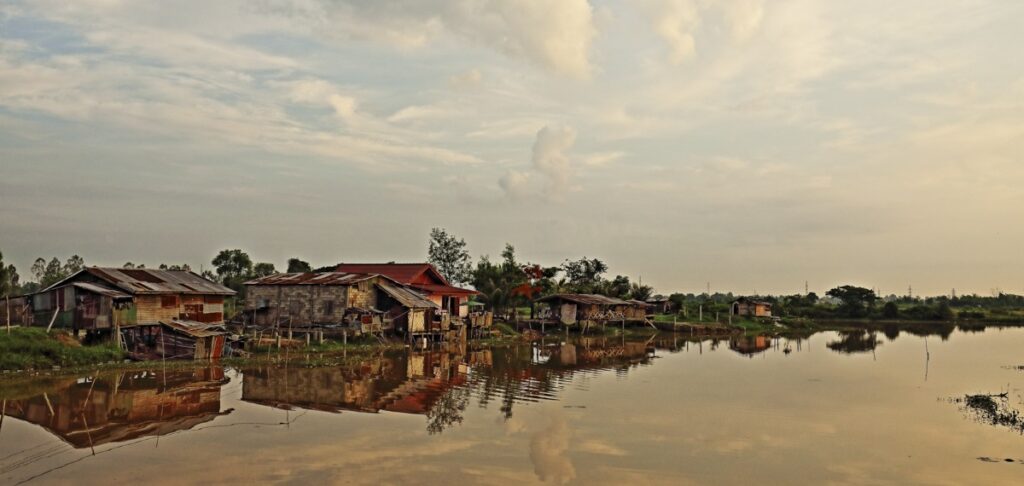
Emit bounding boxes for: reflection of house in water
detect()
[729,335,773,356]
[240,349,482,416]
[2,368,229,448]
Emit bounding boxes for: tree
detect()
[881,301,899,319]
[629,282,654,301]
[63,255,85,275]
[158,263,192,271]
[561,257,608,293]
[211,249,253,292]
[826,285,877,318]
[287,258,312,273]
[252,262,278,278]
[427,228,472,285]
[0,252,19,296]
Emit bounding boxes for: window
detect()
[161,295,178,308]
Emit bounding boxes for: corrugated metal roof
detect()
[535,294,635,306]
[244,272,376,286]
[334,263,449,285]
[160,319,228,338]
[72,282,132,299]
[410,283,480,296]
[41,267,235,296]
[376,281,439,309]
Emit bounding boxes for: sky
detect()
[0,0,1022,297]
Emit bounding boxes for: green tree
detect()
[158,263,191,271]
[287,258,312,273]
[428,228,472,285]
[561,257,608,293]
[0,252,19,296]
[63,255,85,275]
[881,301,899,319]
[629,282,654,301]
[211,249,253,292]
[826,285,877,318]
[936,299,955,321]
[252,262,278,278]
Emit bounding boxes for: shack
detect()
[645,296,676,315]
[732,297,773,318]
[29,267,234,335]
[244,272,442,340]
[121,319,229,361]
[533,294,648,327]
[334,263,478,318]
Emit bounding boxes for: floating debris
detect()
[951,392,1024,434]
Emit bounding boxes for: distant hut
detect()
[645,296,675,315]
[731,297,773,318]
[533,294,647,326]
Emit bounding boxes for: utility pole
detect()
[908,285,913,299]
[706,282,711,296]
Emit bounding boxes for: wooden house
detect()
[334,263,478,318]
[244,272,441,339]
[645,296,676,314]
[533,294,648,326]
[731,297,773,317]
[120,319,229,361]
[28,267,235,334]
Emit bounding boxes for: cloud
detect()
[449,68,483,89]
[298,0,598,77]
[529,414,576,484]
[645,0,766,63]
[531,125,577,198]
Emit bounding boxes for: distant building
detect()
[334,263,478,317]
[533,294,648,326]
[29,267,234,334]
[731,297,772,317]
[645,296,676,314]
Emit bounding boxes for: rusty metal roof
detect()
[160,319,228,338]
[534,294,635,306]
[244,272,376,286]
[72,282,132,299]
[409,283,480,296]
[42,267,235,296]
[334,263,450,285]
[376,281,439,309]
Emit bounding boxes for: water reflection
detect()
[1,368,228,449]
[241,337,656,433]
[826,330,882,354]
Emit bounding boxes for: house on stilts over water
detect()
[243,272,455,342]
[26,267,235,360]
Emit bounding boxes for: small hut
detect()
[732,297,773,317]
[533,294,643,326]
[121,319,229,361]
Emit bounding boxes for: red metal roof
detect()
[334,263,446,285]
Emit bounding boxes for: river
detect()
[2,327,1023,484]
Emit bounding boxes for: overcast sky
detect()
[1,0,1022,296]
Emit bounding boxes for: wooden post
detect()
[699,305,703,322]
[46,308,59,333]
[5,295,9,334]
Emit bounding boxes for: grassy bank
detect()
[0,327,124,371]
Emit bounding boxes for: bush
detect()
[0,327,124,370]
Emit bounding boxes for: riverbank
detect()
[3,317,1022,375]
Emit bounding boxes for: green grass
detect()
[0,327,125,371]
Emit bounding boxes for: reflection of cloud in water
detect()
[530,414,575,484]
[577,439,628,456]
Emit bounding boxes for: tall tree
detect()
[0,252,19,296]
[63,255,85,275]
[287,258,312,273]
[561,257,608,293]
[212,249,253,292]
[252,262,278,278]
[427,227,472,285]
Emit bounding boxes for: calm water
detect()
[2,327,1024,485]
